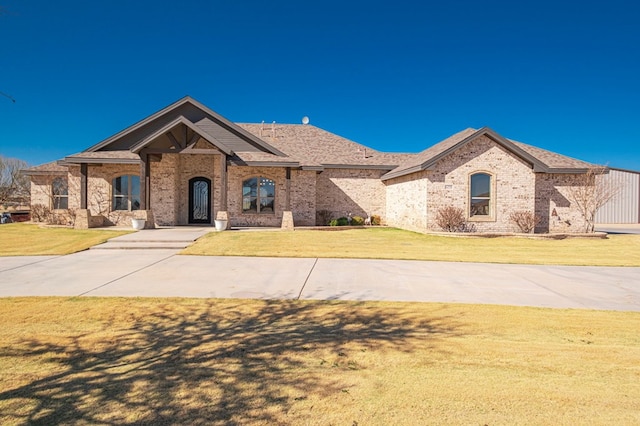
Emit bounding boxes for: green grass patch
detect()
[0,297,638,425]
[182,227,640,266]
[0,223,132,256]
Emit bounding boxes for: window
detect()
[470,173,491,217]
[52,177,68,209]
[242,177,275,214]
[112,175,141,211]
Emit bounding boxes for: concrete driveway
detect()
[1,250,639,311]
[595,224,640,235]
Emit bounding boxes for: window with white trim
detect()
[112,175,141,211]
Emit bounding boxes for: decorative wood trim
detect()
[166,131,183,149]
[80,163,88,209]
[285,167,291,211]
[220,154,228,210]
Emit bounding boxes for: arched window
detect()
[112,175,140,211]
[52,177,68,209]
[470,173,491,217]
[242,177,275,214]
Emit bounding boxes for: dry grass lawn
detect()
[183,228,640,266]
[0,298,638,425]
[0,223,131,256]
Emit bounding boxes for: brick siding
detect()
[315,168,387,223]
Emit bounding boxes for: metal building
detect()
[595,168,640,224]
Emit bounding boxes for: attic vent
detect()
[358,148,373,159]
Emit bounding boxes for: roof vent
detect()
[302,116,309,125]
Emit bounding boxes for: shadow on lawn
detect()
[0,299,461,424]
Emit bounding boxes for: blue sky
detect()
[1,0,639,170]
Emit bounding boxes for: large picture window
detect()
[470,173,491,217]
[52,177,68,209]
[112,175,141,211]
[242,177,275,214]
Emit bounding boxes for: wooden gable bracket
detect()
[166,131,184,150]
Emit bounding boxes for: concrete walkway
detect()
[91,226,214,250]
[1,247,638,311]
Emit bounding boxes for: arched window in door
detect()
[189,177,211,223]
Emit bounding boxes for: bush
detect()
[370,215,381,226]
[31,204,51,223]
[435,206,466,232]
[351,215,365,225]
[329,217,349,226]
[316,209,332,226]
[510,211,541,234]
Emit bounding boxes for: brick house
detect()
[25,96,594,233]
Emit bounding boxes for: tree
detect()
[0,155,30,207]
[566,166,620,233]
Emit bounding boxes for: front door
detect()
[189,177,211,224]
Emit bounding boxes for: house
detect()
[25,96,598,233]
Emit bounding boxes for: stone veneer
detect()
[86,163,140,226]
[315,168,387,223]
[29,141,590,232]
[176,154,219,225]
[535,173,587,233]
[289,170,317,226]
[227,166,286,227]
[385,170,429,232]
[426,135,537,232]
[385,136,589,233]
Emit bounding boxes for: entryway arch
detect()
[188,177,211,224]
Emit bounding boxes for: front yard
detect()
[0,223,131,256]
[182,227,640,266]
[0,298,638,425]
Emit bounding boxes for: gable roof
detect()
[87,96,286,157]
[381,127,593,180]
[25,97,597,177]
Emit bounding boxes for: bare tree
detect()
[566,166,620,233]
[0,155,30,207]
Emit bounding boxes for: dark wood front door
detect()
[188,177,211,224]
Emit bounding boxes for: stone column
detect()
[281,167,294,229]
[216,154,229,229]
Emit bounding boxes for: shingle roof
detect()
[381,127,594,180]
[382,128,478,179]
[508,139,593,170]
[64,151,140,164]
[26,96,595,177]
[21,161,68,175]
[237,123,407,169]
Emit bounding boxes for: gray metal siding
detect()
[595,169,640,223]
